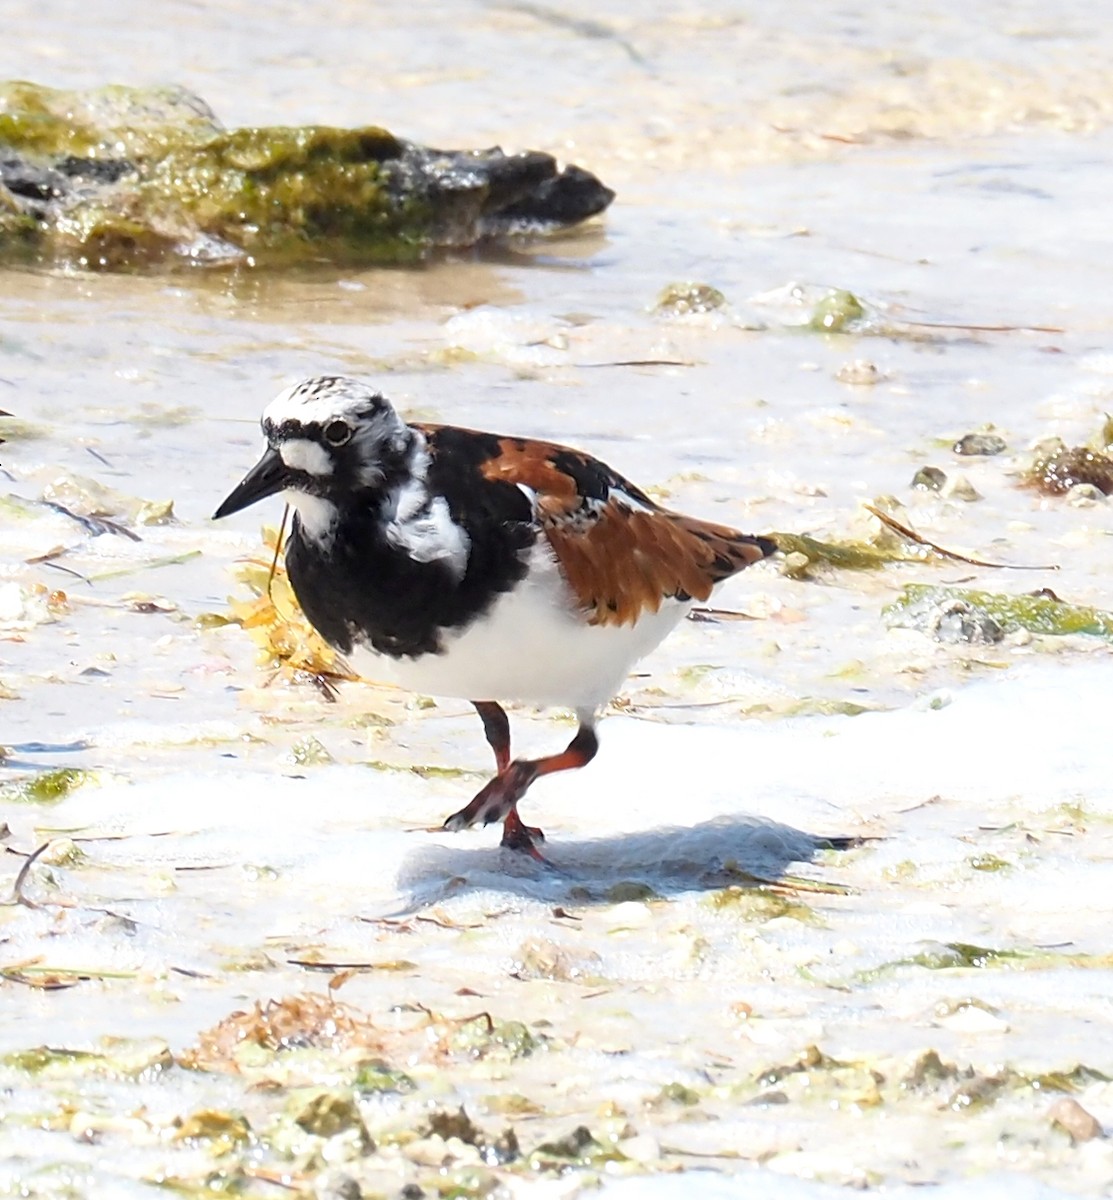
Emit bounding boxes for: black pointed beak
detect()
[213,446,289,519]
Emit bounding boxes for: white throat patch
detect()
[287,491,339,545]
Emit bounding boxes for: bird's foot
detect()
[499,806,546,859]
[442,761,535,833]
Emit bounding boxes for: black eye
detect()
[323,419,352,447]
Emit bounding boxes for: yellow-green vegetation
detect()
[885,584,1113,642]
[772,530,924,577]
[705,885,824,925]
[0,766,90,804]
[3,1038,171,1077]
[770,506,953,579]
[198,525,355,683]
[0,81,613,269]
[807,287,866,332]
[653,281,727,315]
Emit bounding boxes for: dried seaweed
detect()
[200,524,357,685]
[179,994,385,1073]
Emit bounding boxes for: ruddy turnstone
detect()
[215,376,775,856]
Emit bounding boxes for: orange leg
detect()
[473,701,511,772]
[444,712,599,854]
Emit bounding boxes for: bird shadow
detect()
[393,813,862,912]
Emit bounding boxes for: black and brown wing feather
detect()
[423,428,775,628]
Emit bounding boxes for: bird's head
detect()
[214,376,411,520]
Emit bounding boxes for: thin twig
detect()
[688,606,760,622]
[6,840,52,908]
[287,958,382,972]
[863,504,1060,571]
[267,505,289,603]
[577,358,695,368]
[902,319,1064,335]
[39,501,142,541]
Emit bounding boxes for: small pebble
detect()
[944,474,981,502]
[932,600,1003,645]
[954,432,1007,456]
[317,1174,363,1200]
[911,466,946,491]
[1050,1097,1103,1143]
[653,281,726,315]
[1067,482,1107,507]
[835,359,882,386]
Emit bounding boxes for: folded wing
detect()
[477,434,774,627]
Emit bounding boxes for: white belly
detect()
[346,544,689,709]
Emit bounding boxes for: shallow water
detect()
[1,2,1113,1197]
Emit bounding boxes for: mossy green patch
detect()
[0,767,90,804]
[884,584,1113,642]
[705,886,823,925]
[3,1038,171,1078]
[450,1016,540,1061]
[771,531,924,576]
[654,281,727,315]
[807,288,866,332]
[354,1059,416,1094]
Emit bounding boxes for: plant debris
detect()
[179,994,385,1072]
[200,525,358,686]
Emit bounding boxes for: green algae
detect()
[3,1038,171,1078]
[364,758,480,780]
[807,288,866,332]
[354,1059,416,1094]
[649,1082,701,1107]
[292,1090,372,1146]
[450,1017,539,1061]
[3,1047,102,1074]
[0,767,90,805]
[770,531,924,577]
[0,80,218,158]
[175,1109,253,1152]
[289,736,333,767]
[967,853,1011,872]
[531,1124,621,1167]
[705,886,823,925]
[855,941,1113,984]
[653,281,727,315]
[138,124,426,268]
[884,584,1113,642]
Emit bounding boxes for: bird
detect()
[214,376,775,857]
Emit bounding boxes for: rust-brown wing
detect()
[476,434,774,627]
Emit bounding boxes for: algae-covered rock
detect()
[0,81,615,270]
[884,584,1113,643]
